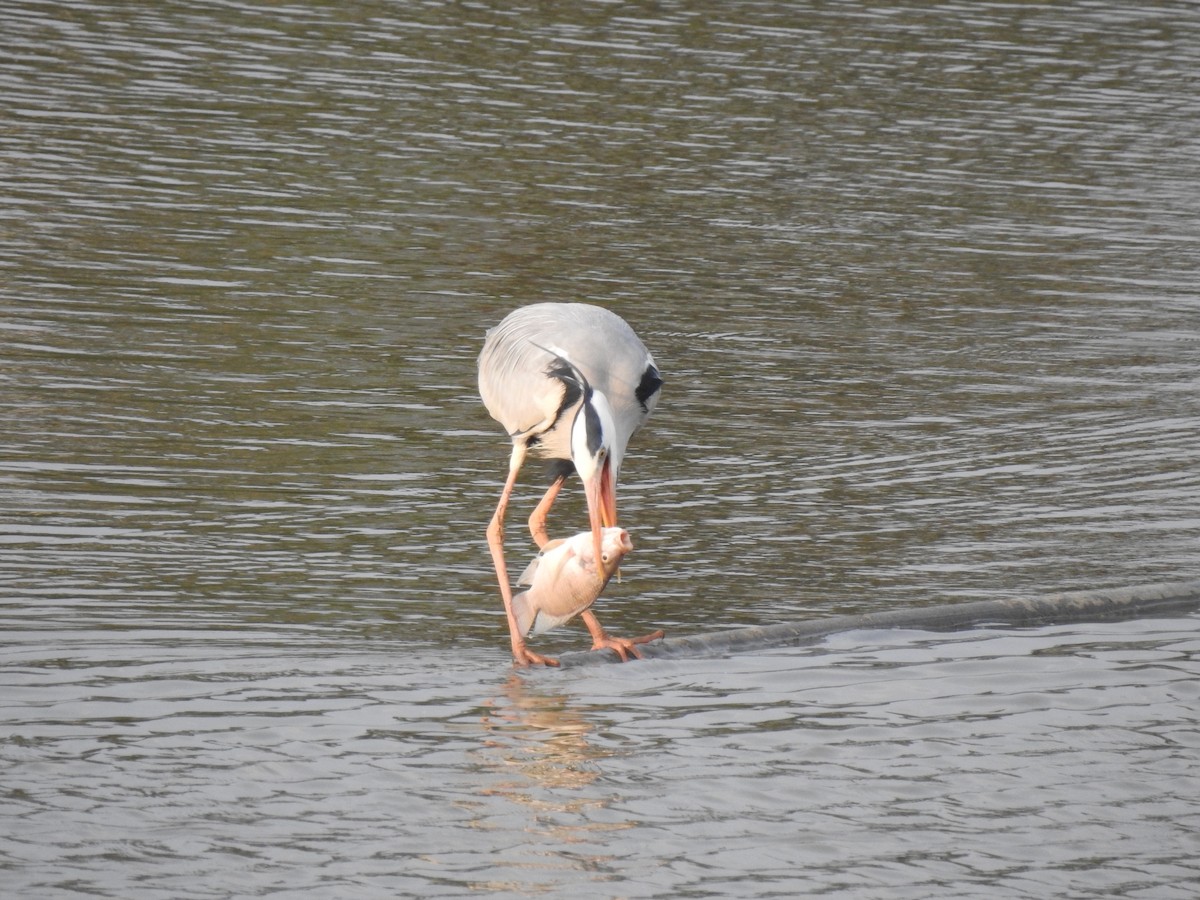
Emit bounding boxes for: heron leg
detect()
[527,472,568,549]
[487,444,558,667]
[580,610,665,662]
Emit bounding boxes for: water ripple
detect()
[4,0,1200,895]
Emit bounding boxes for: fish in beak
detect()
[584,453,618,582]
[510,526,633,636]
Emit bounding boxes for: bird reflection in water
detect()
[445,675,634,893]
[466,674,637,889]
[476,673,616,796]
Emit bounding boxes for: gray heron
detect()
[478,302,665,666]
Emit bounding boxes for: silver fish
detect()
[511,527,633,636]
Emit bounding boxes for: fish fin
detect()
[516,538,567,587]
[515,555,539,587]
[530,606,584,635]
[515,591,581,636]
[512,590,536,637]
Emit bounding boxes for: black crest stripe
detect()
[545,356,583,415]
[635,363,663,411]
[536,345,592,441]
[582,395,604,457]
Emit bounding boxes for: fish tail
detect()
[512,590,536,637]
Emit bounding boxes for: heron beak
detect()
[584,455,618,583]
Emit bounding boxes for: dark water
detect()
[4,1,1200,897]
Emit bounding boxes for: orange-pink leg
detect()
[581,610,665,662]
[527,473,567,549]
[487,445,558,667]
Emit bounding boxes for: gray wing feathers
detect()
[478,320,566,438]
[478,303,658,446]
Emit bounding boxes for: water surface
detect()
[5,620,1199,898]
[3,0,1200,896]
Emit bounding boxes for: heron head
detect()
[571,387,620,577]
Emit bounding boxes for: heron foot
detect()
[512,645,560,668]
[590,629,666,662]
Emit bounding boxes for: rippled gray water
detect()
[4,1,1200,897]
[6,621,1200,898]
